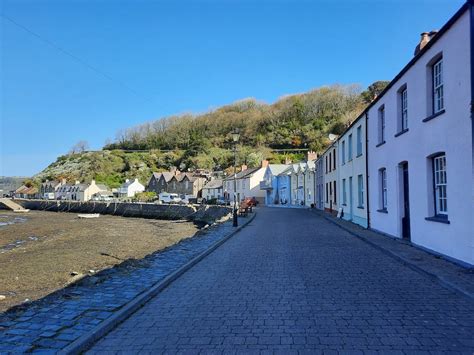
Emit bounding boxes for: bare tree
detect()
[69,140,89,154]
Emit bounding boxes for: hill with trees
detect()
[33,82,388,186]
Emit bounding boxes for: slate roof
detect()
[152,172,174,182]
[267,164,289,176]
[224,167,261,181]
[203,179,223,189]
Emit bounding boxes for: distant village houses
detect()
[117,178,145,198]
[146,168,207,197]
[202,179,223,201]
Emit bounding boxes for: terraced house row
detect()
[263,1,473,266]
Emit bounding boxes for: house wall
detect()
[367,10,473,265]
[223,168,266,204]
[338,116,368,227]
[290,171,299,205]
[262,167,276,205]
[147,175,168,194]
[276,174,291,205]
[304,170,315,207]
[246,168,266,204]
[323,143,339,214]
[127,181,145,197]
[202,187,223,200]
[315,159,324,210]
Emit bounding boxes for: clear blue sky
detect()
[0,0,466,177]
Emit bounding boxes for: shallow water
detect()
[0,215,27,227]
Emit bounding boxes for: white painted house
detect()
[338,115,368,227]
[367,2,473,265]
[117,178,145,198]
[223,161,267,204]
[322,141,339,215]
[202,179,223,201]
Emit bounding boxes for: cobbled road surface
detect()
[89,208,474,354]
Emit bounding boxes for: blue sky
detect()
[0,0,466,177]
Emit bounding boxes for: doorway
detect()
[400,162,411,240]
[349,177,353,221]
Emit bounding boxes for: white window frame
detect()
[348,134,353,160]
[342,178,346,205]
[433,154,447,215]
[380,168,387,210]
[433,59,444,113]
[378,106,385,144]
[357,174,364,208]
[341,141,346,165]
[401,88,408,130]
[356,126,362,156]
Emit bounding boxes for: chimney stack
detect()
[261,160,269,168]
[306,151,317,162]
[284,156,292,165]
[414,30,437,56]
[241,164,248,172]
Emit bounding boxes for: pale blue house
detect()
[260,164,291,205]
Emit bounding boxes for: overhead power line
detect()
[0,13,153,103]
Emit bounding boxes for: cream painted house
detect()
[223,161,267,204]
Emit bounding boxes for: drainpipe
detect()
[365,112,371,229]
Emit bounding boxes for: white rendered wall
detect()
[338,116,368,227]
[367,11,473,265]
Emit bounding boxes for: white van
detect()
[158,192,182,204]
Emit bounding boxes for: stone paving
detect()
[312,209,474,298]
[90,207,474,354]
[0,217,243,353]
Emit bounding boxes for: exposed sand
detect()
[0,210,199,312]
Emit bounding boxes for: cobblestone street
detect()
[90,207,474,353]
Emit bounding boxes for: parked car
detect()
[179,194,196,204]
[158,192,181,204]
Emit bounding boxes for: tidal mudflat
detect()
[0,210,199,312]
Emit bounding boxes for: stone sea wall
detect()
[10,199,231,224]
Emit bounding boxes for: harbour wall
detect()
[6,199,232,224]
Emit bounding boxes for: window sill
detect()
[423,109,445,122]
[377,208,388,214]
[394,128,409,138]
[425,216,450,224]
[357,206,364,209]
[356,153,363,158]
[376,141,386,148]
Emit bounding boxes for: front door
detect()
[401,163,411,240]
[349,177,353,220]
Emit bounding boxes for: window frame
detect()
[348,134,353,160]
[433,58,444,114]
[342,178,347,205]
[432,154,447,216]
[378,105,385,144]
[401,87,408,130]
[341,141,345,165]
[356,126,362,156]
[380,168,387,210]
[357,174,364,208]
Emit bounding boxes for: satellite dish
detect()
[328,134,338,141]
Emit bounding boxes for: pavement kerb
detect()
[59,212,257,355]
[315,210,474,300]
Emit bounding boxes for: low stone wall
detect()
[11,199,231,224]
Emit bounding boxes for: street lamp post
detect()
[232,130,240,227]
